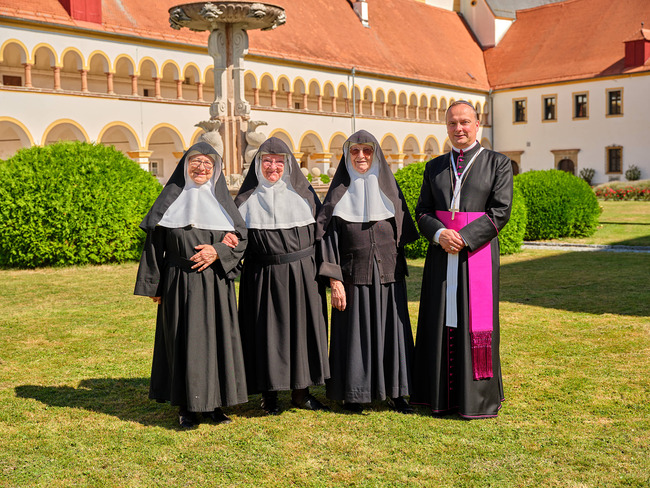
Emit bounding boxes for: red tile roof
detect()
[0,0,489,90]
[484,0,650,90]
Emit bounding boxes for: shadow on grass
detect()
[499,251,649,316]
[14,378,277,430]
[14,381,397,428]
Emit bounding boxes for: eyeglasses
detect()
[189,160,214,170]
[350,147,373,157]
[262,160,285,168]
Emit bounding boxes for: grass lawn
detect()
[548,201,650,247]
[1,204,649,486]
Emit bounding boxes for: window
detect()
[607,89,622,116]
[606,147,622,174]
[143,88,151,97]
[2,75,22,86]
[542,95,556,121]
[513,98,527,123]
[149,160,159,176]
[573,92,588,119]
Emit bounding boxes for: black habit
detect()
[235,137,330,394]
[411,145,513,418]
[134,142,248,412]
[316,130,419,403]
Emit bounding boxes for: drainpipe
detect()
[488,89,494,149]
[351,67,356,134]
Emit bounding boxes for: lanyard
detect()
[449,147,483,219]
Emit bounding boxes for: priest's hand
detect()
[330,279,347,311]
[439,229,466,255]
[191,244,219,272]
[222,232,239,249]
[150,297,161,304]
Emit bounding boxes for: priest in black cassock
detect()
[134,142,249,428]
[235,137,330,415]
[411,100,513,418]
[316,130,419,414]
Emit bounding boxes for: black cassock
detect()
[238,224,330,393]
[411,146,513,418]
[134,225,248,412]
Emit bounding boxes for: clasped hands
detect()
[439,229,465,255]
[150,232,239,304]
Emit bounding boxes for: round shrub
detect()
[0,141,162,268]
[515,169,600,240]
[394,161,428,258]
[498,182,527,254]
[394,161,526,257]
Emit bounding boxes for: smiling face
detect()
[349,144,374,174]
[261,154,285,182]
[446,103,480,150]
[187,154,215,185]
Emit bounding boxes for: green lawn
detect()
[548,201,650,246]
[1,203,649,487]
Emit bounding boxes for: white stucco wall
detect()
[492,74,650,184]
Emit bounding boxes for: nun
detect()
[134,141,248,428]
[316,130,419,414]
[235,137,330,415]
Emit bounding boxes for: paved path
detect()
[522,242,650,254]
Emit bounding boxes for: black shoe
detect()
[178,409,197,429]
[261,392,280,415]
[202,408,232,424]
[291,394,330,411]
[342,402,363,413]
[387,396,414,414]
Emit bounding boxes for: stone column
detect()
[79,69,89,93]
[286,91,293,109]
[22,63,33,88]
[196,81,203,101]
[176,79,183,99]
[392,103,398,118]
[270,89,277,108]
[381,102,387,117]
[127,150,154,171]
[130,75,138,96]
[302,93,308,110]
[331,96,337,113]
[310,152,333,174]
[52,66,61,91]
[253,87,260,106]
[317,94,323,112]
[357,98,363,115]
[370,100,375,116]
[153,77,161,99]
[415,106,420,120]
[344,97,350,113]
[106,72,115,95]
[425,107,430,120]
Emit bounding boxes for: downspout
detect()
[488,89,494,149]
[351,67,356,134]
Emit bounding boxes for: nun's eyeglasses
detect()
[350,147,373,156]
[189,160,214,169]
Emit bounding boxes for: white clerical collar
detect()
[451,140,478,153]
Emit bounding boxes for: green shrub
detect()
[0,141,162,268]
[499,182,527,254]
[625,165,641,181]
[579,167,595,185]
[394,161,525,257]
[394,161,429,258]
[515,169,600,240]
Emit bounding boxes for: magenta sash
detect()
[436,210,493,380]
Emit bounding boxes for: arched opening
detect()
[308,80,321,111]
[183,64,202,101]
[161,62,179,99]
[88,52,110,94]
[0,41,28,87]
[60,50,83,92]
[0,119,32,159]
[114,56,136,96]
[43,122,88,145]
[99,124,140,155]
[328,133,347,169]
[146,126,184,183]
[32,45,56,89]
[298,132,323,169]
[511,161,520,175]
[403,136,421,165]
[258,74,274,107]
[424,136,440,159]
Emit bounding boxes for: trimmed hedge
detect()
[394,161,526,257]
[0,141,162,268]
[515,169,600,240]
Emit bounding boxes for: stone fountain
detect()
[169,2,286,180]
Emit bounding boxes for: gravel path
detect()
[522,242,650,254]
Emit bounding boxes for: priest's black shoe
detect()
[342,402,363,413]
[387,396,415,414]
[291,394,330,411]
[178,409,197,429]
[261,392,280,415]
[202,408,232,424]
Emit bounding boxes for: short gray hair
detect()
[446,100,478,120]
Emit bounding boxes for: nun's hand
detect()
[330,279,347,312]
[150,297,161,304]
[191,244,218,272]
[222,232,239,249]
